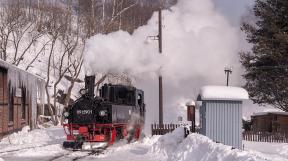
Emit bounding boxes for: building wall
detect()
[0,68,8,135]
[252,114,288,132]
[277,116,288,132]
[251,115,272,132]
[0,68,32,138]
[200,100,242,149]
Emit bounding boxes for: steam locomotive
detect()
[62,76,145,149]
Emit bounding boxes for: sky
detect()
[213,0,254,26]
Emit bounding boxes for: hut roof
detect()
[252,112,288,117]
[199,86,249,101]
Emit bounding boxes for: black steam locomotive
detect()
[63,76,145,149]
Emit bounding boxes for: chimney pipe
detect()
[186,102,196,132]
[85,75,95,98]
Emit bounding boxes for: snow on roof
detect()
[200,86,249,101]
[186,100,195,106]
[0,59,44,81]
[252,112,288,117]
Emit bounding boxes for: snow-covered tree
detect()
[240,0,288,111]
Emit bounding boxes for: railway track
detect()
[0,143,60,154]
[72,148,106,161]
[47,147,107,161]
[0,143,107,161]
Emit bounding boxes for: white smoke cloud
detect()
[84,0,243,134]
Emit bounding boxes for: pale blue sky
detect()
[213,0,255,26]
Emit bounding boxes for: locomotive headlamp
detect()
[99,110,107,116]
[63,111,69,118]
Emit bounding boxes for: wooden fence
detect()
[243,131,288,143]
[151,124,182,135]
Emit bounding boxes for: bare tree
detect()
[0,2,21,61]
[0,0,49,67]
[64,54,83,107]
[43,4,68,125]
[25,40,51,70]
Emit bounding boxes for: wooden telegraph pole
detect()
[147,2,164,126]
[158,7,163,126]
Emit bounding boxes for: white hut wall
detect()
[200,100,243,149]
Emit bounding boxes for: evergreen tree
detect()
[241,0,288,111]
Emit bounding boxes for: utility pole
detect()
[224,67,232,86]
[147,2,164,126]
[158,8,163,126]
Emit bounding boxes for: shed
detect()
[197,86,248,149]
[0,60,45,138]
[251,112,288,132]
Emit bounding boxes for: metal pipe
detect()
[159,76,163,125]
[158,9,163,126]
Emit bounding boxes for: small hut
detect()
[0,60,45,138]
[197,86,249,149]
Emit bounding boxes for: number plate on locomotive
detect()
[76,110,93,115]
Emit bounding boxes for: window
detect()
[21,88,26,119]
[8,88,14,122]
[137,94,142,106]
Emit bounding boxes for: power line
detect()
[250,65,288,70]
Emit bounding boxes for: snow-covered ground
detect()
[243,141,288,160]
[0,126,287,161]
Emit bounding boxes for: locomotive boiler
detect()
[62,76,145,149]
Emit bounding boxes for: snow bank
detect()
[0,126,65,146]
[278,144,288,158]
[1,126,48,145]
[170,134,266,161]
[142,135,162,146]
[151,127,185,157]
[200,86,249,101]
[243,141,288,161]
[150,128,269,161]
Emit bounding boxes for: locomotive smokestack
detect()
[85,75,95,98]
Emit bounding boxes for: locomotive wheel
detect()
[127,127,137,143]
[127,126,142,143]
[63,141,83,149]
[116,127,124,140]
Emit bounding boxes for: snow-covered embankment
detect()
[0,126,287,161]
[150,128,273,161]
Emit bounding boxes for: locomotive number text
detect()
[77,110,93,115]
